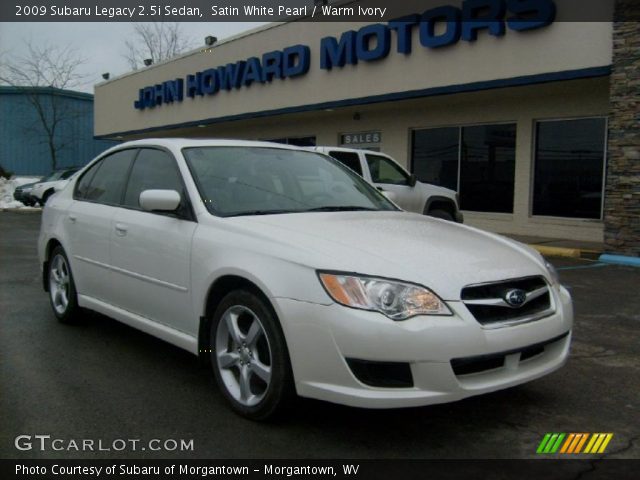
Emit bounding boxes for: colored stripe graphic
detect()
[584,433,614,454]
[537,433,565,454]
[538,433,614,454]
[537,433,552,454]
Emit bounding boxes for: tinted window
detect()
[75,161,102,199]
[533,118,607,219]
[366,154,408,185]
[411,127,459,191]
[459,124,516,213]
[84,150,136,204]
[123,149,183,208]
[328,151,363,176]
[183,147,396,216]
[411,124,517,213]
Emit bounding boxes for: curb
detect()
[1,208,42,213]
[529,245,582,258]
[599,254,640,268]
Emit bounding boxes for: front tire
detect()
[210,290,294,420]
[48,246,81,324]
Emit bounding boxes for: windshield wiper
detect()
[304,206,378,212]
[228,209,300,217]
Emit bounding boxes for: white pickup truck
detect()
[311,146,463,222]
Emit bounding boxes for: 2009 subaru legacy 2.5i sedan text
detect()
[38,139,573,420]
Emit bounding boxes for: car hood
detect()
[34,179,67,190]
[229,211,548,300]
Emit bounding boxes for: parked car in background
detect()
[13,180,42,206]
[311,147,463,222]
[31,168,80,205]
[39,139,572,420]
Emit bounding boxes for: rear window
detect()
[327,151,363,176]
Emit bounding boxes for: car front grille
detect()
[461,276,554,328]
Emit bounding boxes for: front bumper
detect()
[273,284,572,408]
[14,191,37,205]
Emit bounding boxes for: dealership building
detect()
[94,1,639,255]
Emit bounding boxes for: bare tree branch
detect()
[0,41,88,171]
[122,22,194,70]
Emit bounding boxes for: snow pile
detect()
[0,176,43,210]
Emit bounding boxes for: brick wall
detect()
[604,4,640,256]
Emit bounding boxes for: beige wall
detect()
[93,16,613,243]
[119,77,610,243]
[94,18,612,137]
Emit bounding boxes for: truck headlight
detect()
[318,272,452,320]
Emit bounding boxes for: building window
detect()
[533,118,607,220]
[412,127,458,191]
[265,136,316,147]
[411,123,516,213]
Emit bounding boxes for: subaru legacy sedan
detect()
[38,139,572,420]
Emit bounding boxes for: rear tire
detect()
[210,290,295,421]
[48,246,82,324]
[427,208,454,221]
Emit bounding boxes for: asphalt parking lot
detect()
[1,211,638,460]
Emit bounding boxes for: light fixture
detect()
[101,73,110,80]
[353,112,361,121]
[143,58,153,67]
[205,36,218,46]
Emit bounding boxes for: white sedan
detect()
[38,139,572,420]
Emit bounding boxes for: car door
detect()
[109,147,198,336]
[364,153,417,211]
[65,149,137,304]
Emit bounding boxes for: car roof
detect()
[312,146,390,156]
[113,138,307,151]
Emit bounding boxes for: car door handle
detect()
[68,214,77,223]
[114,223,128,236]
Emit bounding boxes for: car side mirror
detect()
[409,174,418,187]
[139,189,181,212]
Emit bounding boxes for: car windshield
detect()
[60,169,78,179]
[183,147,398,217]
[42,169,77,182]
[43,171,65,182]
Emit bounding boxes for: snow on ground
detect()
[0,176,43,210]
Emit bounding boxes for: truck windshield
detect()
[183,147,398,217]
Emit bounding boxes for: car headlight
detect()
[544,260,560,285]
[318,272,452,320]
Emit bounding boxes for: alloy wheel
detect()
[215,305,273,407]
[49,254,70,315]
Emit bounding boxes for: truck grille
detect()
[461,276,553,328]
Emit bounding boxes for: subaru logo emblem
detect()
[505,289,527,307]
